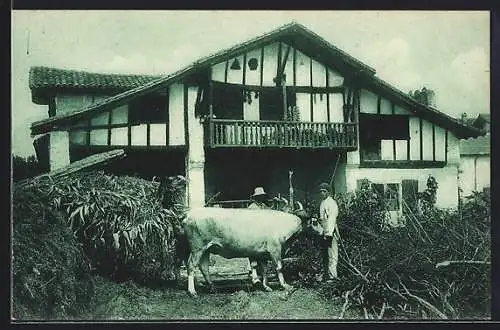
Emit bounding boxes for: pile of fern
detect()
[12,170,187,319]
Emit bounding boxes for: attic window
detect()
[248,58,258,71]
[230,58,241,70]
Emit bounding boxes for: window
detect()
[360,180,401,212]
[129,92,168,124]
[212,82,244,120]
[359,114,409,161]
[259,87,283,121]
[385,183,400,211]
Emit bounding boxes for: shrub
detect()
[287,178,491,319]
[12,155,44,183]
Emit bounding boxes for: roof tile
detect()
[29,66,162,91]
[460,134,490,155]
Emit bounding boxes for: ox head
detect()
[291,201,324,236]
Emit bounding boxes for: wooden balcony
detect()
[206,119,358,149]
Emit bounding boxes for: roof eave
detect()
[363,76,485,139]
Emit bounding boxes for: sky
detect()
[11,10,490,157]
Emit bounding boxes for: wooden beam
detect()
[184,84,189,148]
[260,47,264,86]
[107,109,112,146]
[432,124,436,161]
[165,87,169,146]
[278,44,291,79]
[87,118,91,146]
[293,48,297,86]
[242,52,247,86]
[276,42,282,82]
[147,123,151,147]
[360,160,446,169]
[17,149,126,188]
[445,129,448,163]
[326,67,330,122]
[392,102,396,160]
[224,60,229,83]
[377,95,381,114]
[310,57,313,121]
[407,134,411,161]
[48,96,56,117]
[127,106,132,147]
[419,118,423,160]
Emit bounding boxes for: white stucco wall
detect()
[210,42,344,88]
[186,86,206,207]
[459,155,490,197]
[345,164,459,209]
[49,131,70,170]
[346,118,462,208]
[55,94,93,116]
[169,83,186,146]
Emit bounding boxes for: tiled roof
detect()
[29,66,162,91]
[460,134,490,155]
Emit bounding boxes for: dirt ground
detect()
[81,255,360,320]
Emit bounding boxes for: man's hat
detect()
[319,182,331,192]
[251,187,267,197]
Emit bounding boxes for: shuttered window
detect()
[402,179,419,215]
[386,183,400,211]
[356,180,401,212]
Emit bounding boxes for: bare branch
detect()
[435,260,491,269]
[399,280,447,319]
[378,302,386,319]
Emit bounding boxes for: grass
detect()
[78,275,359,320]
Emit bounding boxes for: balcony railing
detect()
[206,119,357,149]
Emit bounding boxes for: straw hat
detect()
[251,187,267,197]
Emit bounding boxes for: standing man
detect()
[247,187,268,286]
[318,182,339,282]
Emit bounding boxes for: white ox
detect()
[181,207,314,296]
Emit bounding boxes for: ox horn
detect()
[295,201,304,211]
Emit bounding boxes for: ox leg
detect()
[248,258,261,285]
[270,252,293,291]
[187,252,202,297]
[199,251,216,293]
[257,260,273,292]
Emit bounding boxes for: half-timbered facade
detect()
[29,23,483,221]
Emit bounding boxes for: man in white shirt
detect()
[318,182,339,282]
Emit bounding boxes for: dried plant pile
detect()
[12,171,187,318]
[13,177,93,319]
[286,179,491,319]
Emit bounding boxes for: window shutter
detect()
[402,179,419,215]
[356,179,364,191]
[372,183,384,198]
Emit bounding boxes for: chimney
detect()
[411,87,436,107]
[461,113,468,123]
[426,89,436,107]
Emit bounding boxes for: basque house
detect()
[29,22,483,223]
